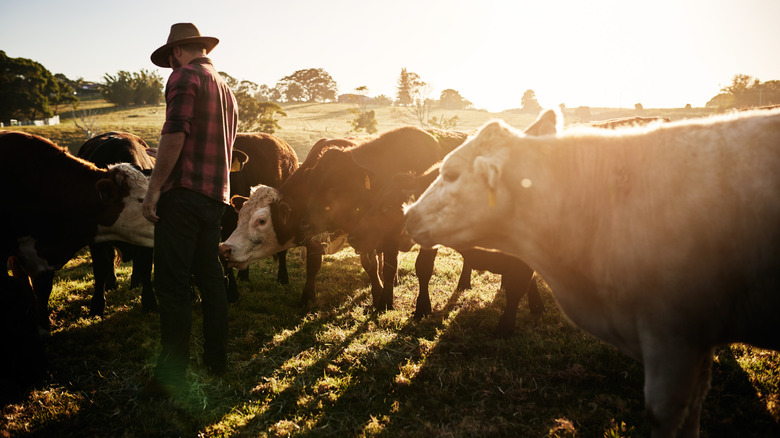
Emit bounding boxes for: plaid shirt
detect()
[161,57,238,204]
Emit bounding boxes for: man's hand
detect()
[142,189,161,223]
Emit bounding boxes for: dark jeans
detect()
[153,188,227,385]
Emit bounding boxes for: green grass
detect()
[2,246,779,437]
[3,101,776,436]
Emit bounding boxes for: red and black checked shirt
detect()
[161,57,238,204]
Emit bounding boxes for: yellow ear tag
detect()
[488,189,496,208]
[364,174,371,190]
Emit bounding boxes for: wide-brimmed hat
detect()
[151,23,219,68]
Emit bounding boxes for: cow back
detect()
[77,132,155,170]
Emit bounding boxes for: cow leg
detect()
[642,339,714,438]
[456,255,473,291]
[525,274,545,318]
[238,268,250,282]
[377,247,399,311]
[223,263,239,303]
[360,251,383,306]
[89,243,114,316]
[134,247,157,312]
[31,270,56,333]
[413,247,438,318]
[276,249,289,284]
[494,261,537,337]
[301,241,324,306]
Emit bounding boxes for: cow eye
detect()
[257,218,266,226]
[443,170,459,182]
[137,198,144,203]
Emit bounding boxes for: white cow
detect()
[404,108,780,437]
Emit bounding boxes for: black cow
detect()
[77,132,156,316]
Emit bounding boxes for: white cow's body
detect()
[405,109,780,437]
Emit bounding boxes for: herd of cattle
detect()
[2,107,779,437]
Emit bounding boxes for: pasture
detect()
[2,102,778,437]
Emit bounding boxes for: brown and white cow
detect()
[77,131,157,316]
[1,131,154,331]
[300,127,448,309]
[405,108,780,437]
[347,111,558,331]
[221,132,299,301]
[220,137,359,306]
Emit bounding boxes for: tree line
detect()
[2,51,777,133]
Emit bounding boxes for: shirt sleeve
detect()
[161,66,200,135]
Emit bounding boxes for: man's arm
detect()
[142,132,186,223]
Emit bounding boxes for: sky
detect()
[2,0,779,112]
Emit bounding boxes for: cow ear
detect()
[96,179,120,204]
[524,109,559,137]
[474,156,501,190]
[230,195,248,212]
[278,201,292,225]
[231,150,249,172]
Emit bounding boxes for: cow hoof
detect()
[412,309,431,320]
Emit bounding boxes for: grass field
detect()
[2,101,778,437]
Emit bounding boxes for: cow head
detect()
[220,184,289,269]
[405,109,559,250]
[303,149,375,236]
[94,163,154,247]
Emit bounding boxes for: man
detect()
[142,23,238,397]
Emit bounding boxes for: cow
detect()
[300,127,449,310]
[77,132,157,316]
[0,131,154,332]
[346,112,557,333]
[404,108,780,437]
[221,132,299,302]
[220,137,364,307]
[348,164,543,337]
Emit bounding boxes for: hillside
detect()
[2,100,718,158]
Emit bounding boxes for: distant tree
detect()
[521,89,542,113]
[101,70,161,107]
[392,70,432,127]
[0,50,75,122]
[102,71,134,107]
[396,68,414,106]
[350,109,378,134]
[439,89,472,110]
[374,94,393,106]
[757,80,780,106]
[559,103,566,111]
[706,93,735,109]
[256,84,281,102]
[684,103,692,110]
[222,72,287,133]
[276,68,337,103]
[347,86,377,134]
[721,74,759,108]
[635,103,644,111]
[132,69,164,106]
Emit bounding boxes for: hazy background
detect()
[2,0,779,111]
